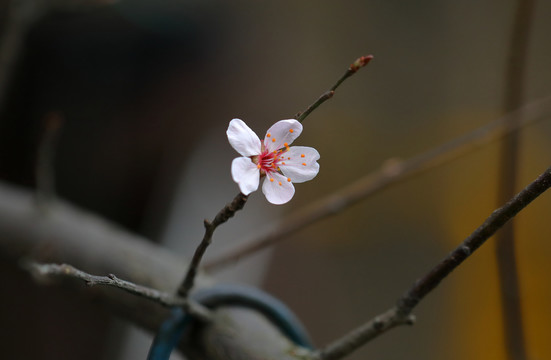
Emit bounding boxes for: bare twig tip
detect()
[350,55,374,72]
[295,54,374,123]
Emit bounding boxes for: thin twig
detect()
[495,1,535,359]
[177,192,248,298]
[294,55,373,123]
[28,262,212,322]
[315,164,551,360]
[204,96,551,271]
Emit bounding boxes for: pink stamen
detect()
[255,146,288,176]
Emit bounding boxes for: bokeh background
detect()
[1,0,551,359]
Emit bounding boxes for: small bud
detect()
[350,55,374,72]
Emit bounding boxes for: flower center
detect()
[253,146,287,176]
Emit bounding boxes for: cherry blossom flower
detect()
[227,118,320,205]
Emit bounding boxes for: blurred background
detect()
[1,0,551,359]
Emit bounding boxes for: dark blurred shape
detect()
[0,2,221,228]
[0,2,222,358]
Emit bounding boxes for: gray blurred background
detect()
[1,0,551,359]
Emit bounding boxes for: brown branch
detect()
[294,55,373,123]
[28,262,212,321]
[205,96,551,271]
[177,192,248,298]
[495,1,536,359]
[315,164,551,360]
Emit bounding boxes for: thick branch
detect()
[190,307,311,360]
[316,164,551,360]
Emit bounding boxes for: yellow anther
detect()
[287,157,291,160]
[267,133,271,137]
[272,138,276,142]
[289,129,294,133]
[270,178,274,182]
[301,154,305,158]
[282,162,286,165]
[257,164,261,169]
[302,163,306,166]
[284,142,288,147]
[278,181,282,186]
[287,177,291,182]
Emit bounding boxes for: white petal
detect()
[231,157,260,195]
[227,119,261,157]
[279,146,320,183]
[261,172,295,205]
[264,119,302,152]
